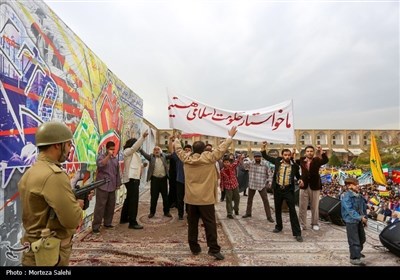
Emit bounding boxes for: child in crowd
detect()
[341,177,368,266]
[220,154,243,218]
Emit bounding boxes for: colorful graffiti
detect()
[0,0,145,265]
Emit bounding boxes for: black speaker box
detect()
[319,196,345,226]
[379,221,400,257]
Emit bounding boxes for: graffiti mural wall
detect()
[0,0,144,265]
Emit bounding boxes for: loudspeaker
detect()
[379,221,400,257]
[319,196,345,226]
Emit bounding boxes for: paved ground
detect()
[74,184,399,267]
[215,190,399,266]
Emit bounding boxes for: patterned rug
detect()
[70,189,400,267]
[70,201,239,266]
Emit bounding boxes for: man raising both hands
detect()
[261,142,302,242]
[295,145,328,231]
[174,126,238,261]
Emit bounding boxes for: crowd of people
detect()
[18,121,399,266]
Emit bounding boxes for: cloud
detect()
[45,0,399,129]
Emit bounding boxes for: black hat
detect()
[253,151,262,157]
[344,177,358,185]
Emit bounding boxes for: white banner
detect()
[167,93,295,144]
[377,185,387,191]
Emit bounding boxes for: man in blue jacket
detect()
[341,177,368,266]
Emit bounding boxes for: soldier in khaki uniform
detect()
[18,121,84,266]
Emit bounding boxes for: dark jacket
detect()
[387,218,399,225]
[296,153,328,190]
[261,151,300,191]
[140,149,172,182]
[341,190,367,224]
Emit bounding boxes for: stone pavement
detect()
[214,190,399,266]
[73,185,399,267]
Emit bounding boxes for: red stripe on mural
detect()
[3,76,79,105]
[31,23,65,66]
[3,80,94,120]
[3,83,40,101]
[62,103,81,116]
[0,191,20,211]
[2,72,80,105]
[51,75,80,102]
[0,127,37,136]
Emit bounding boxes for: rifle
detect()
[74,178,110,210]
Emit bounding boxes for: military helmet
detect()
[35,121,73,147]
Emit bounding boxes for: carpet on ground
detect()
[70,202,238,266]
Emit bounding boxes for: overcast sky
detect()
[44,0,399,130]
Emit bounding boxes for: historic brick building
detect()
[151,124,399,162]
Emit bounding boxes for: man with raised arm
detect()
[174,126,238,261]
[261,142,302,242]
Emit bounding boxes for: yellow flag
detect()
[379,191,390,197]
[370,133,387,186]
[370,197,380,205]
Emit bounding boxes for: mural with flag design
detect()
[0,0,145,265]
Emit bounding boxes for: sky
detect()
[43,0,399,130]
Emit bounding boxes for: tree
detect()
[329,153,341,167]
[355,153,369,167]
[354,143,400,168]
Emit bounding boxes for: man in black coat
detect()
[295,145,328,231]
[140,146,173,218]
[261,142,303,242]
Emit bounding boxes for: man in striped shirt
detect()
[241,152,274,223]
